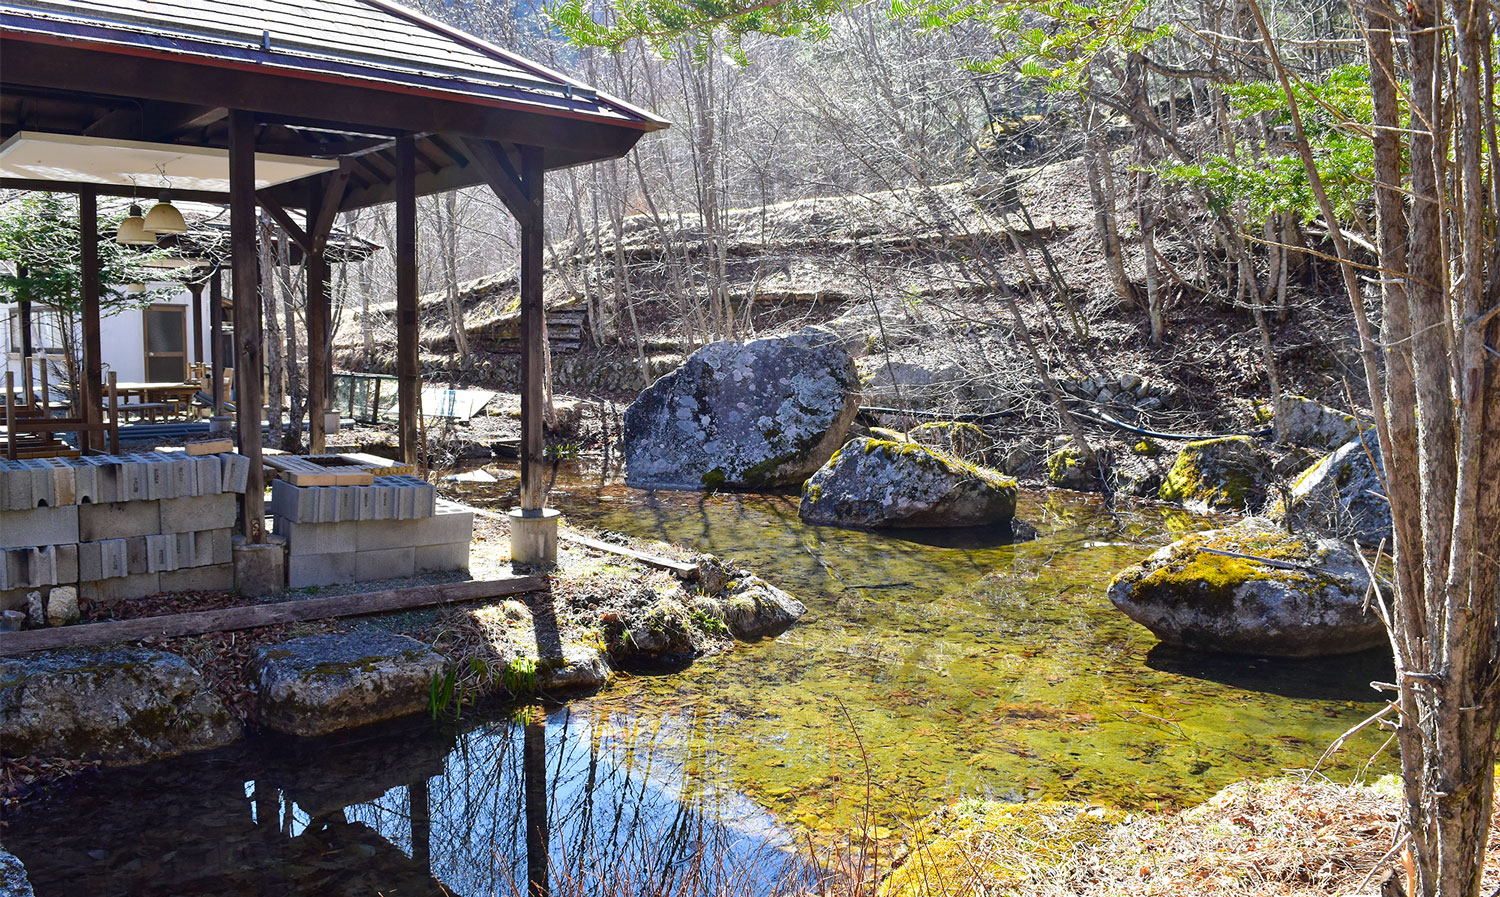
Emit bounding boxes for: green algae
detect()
[512,473,1394,840]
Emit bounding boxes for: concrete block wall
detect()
[0,452,249,611]
[273,478,472,588]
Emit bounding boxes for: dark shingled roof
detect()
[1,0,662,128]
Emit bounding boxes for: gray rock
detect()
[1158,436,1272,511]
[249,631,449,737]
[856,353,999,408]
[721,575,807,639]
[1107,517,1384,657]
[624,326,859,490]
[23,593,42,629]
[800,437,1017,528]
[1281,434,1390,543]
[1045,444,1101,491]
[0,647,240,764]
[45,586,78,627]
[0,845,32,897]
[1276,395,1364,450]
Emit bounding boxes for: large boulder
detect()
[1280,434,1390,543]
[1106,517,1384,656]
[1276,395,1364,450]
[623,326,859,490]
[0,647,241,764]
[0,846,32,897]
[799,437,1017,528]
[1158,436,1272,511]
[249,630,449,737]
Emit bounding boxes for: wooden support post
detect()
[79,188,101,453]
[16,265,32,363]
[21,356,34,409]
[210,267,225,416]
[305,174,343,455]
[518,145,545,512]
[230,110,266,542]
[37,357,50,446]
[4,371,14,461]
[395,135,420,466]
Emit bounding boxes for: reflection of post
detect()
[523,713,550,897]
[409,778,431,873]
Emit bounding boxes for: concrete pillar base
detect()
[324,411,341,435]
[509,508,561,567]
[209,414,234,435]
[233,534,286,597]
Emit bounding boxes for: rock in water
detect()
[1106,517,1384,657]
[0,648,241,764]
[799,437,1017,528]
[623,326,859,490]
[1158,436,1271,511]
[1276,395,1364,450]
[0,846,33,897]
[249,631,449,737]
[1279,434,1389,543]
[721,574,807,639]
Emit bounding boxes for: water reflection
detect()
[2,704,803,897]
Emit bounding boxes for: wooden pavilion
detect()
[0,0,666,563]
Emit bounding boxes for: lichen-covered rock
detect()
[249,631,449,737]
[0,647,240,764]
[0,845,32,897]
[1158,436,1271,511]
[800,438,1017,528]
[464,602,611,695]
[721,574,807,639]
[623,326,859,490]
[1106,518,1383,656]
[856,353,1000,408]
[1045,444,1101,491]
[1276,396,1363,450]
[1280,434,1390,543]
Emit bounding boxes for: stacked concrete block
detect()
[0,452,250,612]
[272,478,470,589]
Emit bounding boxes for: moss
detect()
[1158,436,1264,509]
[863,438,1014,489]
[1122,525,1321,611]
[701,467,727,490]
[869,427,912,443]
[1132,438,1162,457]
[880,801,1124,897]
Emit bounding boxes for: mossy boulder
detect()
[909,421,994,462]
[1278,433,1390,543]
[1106,517,1384,656]
[1276,395,1363,450]
[880,800,1123,897]
[800,437,1017,528]
[0,647,241,764]
[1045,443,1101,490]
[623,325,859,490]
[720,573,807,639]
[1158,436,1271,511]
[249,631,449,737]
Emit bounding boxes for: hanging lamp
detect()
[143,192,187,235]
[116,203,155,245]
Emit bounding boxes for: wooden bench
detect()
[116,402,175,422]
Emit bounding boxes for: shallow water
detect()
[1,460,1394,895]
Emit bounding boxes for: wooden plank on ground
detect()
[0,575,546,656]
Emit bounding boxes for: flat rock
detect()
[1158,436,1271,511]
[0,647,240,764]
[1106,517,1384,657]
[800,437,1017,528]
[249,631,449,737]
[1280,434,1390,543]
[623,326,859,490]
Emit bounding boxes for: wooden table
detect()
[111,381,202,420]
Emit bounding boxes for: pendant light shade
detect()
[143,194,187,235]
[116,204,156,245]
[125,282,146,294]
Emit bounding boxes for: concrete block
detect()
[355,546,415,581]
[160,494,237,534]
[72,463,101,505]
[144,533,179,573]
[0,462,33,511]
[287,551,356,589]
[79,538,130,581]
[219,453,250,494]
[55,542,77,583]
[233,535,286,597]
[270,479,315,523]
[79,500,159,542]
[275,518,357,556]
[21,460,55,509]
[40,459,76,507]
[355,507,473,551]
[79,571,161,602]
[161,562,235,593]
[509,508,560,566]
[1,545,57,590]
[207,528,233,566]
[193,455,222,496]
[0,505,80,549]
[414,540,470,575]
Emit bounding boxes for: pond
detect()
[1,460,1394,895]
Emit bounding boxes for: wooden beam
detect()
[254,191,311,253]
[0,576,546,656]
[79,187,101,453]
[188,280,206,369]
[309,167,351,253]
[461,138,538,228]
[395,135,420,466]
[306,182,330,454]
[209,267,225,416]
[230,110,267,542]
[518,145,545,512]
[0,178,231,205]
